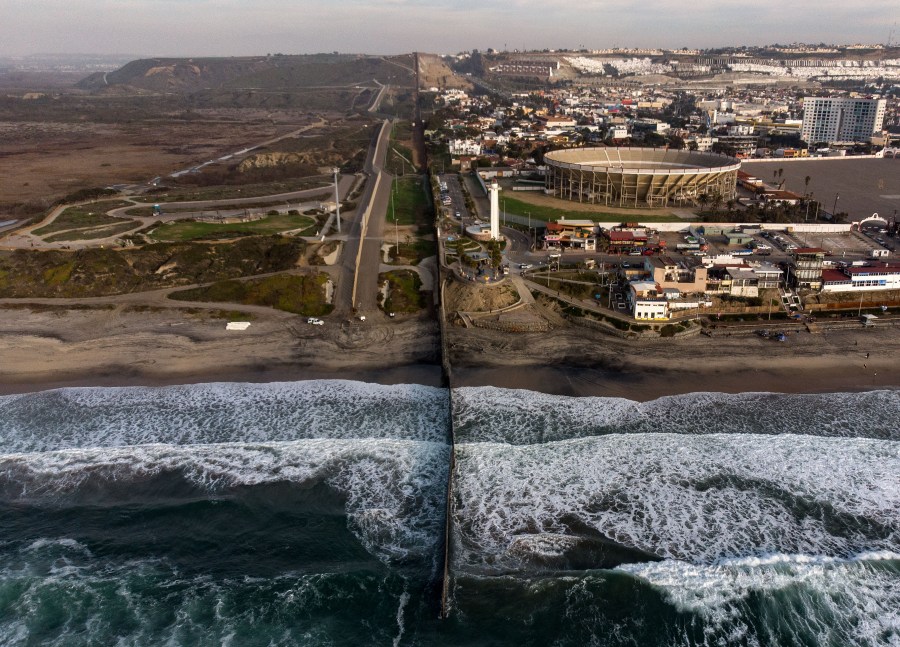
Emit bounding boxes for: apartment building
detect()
[800,97,886,144]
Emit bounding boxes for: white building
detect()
[821,263,900,292]
[628,280,670,320]
[449,139,482,156]
[800,97,886,144]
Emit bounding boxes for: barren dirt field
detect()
[0,119,308,205]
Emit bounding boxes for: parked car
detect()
[307,317,324,326]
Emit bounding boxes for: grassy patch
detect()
[388,239,436,265]
[42,261,75,286]
[33,201,133,236]
[149,213,316,242]
[169,273,332,316]
[0,236,306,298]
[380,269,426,313]
[387,177,431,226]
[147,177,331,203]
[540,275,600,300]
[501,195,682,223]
[44,221,139,242]
[386,122,415,175]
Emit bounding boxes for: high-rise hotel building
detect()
[800,97,886,145]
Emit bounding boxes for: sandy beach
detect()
[1,303,897,399]
[449,324,900,400]
[0,305,443,395]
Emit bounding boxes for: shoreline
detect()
[1,305,898,400]
[452,363,900,401]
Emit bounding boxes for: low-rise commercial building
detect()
[821,263,900,292]
[628,280,670,320]
[791,248,826,290]
[649,256,708,293]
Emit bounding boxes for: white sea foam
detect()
[23,538,92,556]
[0,439,449,565]
[453,387,900,443]
[452,433,900,570]
[618,552,900,647]
[0,380,449,453]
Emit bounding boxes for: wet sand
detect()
[1,304,897,399]
[448,325,900,400]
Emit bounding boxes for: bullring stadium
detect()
[544,148,741,208]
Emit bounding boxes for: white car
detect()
[307,317,324,325]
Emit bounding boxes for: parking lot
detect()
[743,158,900,221]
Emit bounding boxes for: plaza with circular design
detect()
[544,147,741,208]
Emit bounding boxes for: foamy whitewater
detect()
[1,381,898,645]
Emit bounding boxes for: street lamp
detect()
[392,176,399,254]
[832,193,840,220]
[332,167,341,234]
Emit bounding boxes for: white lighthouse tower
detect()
[489,181,501,240]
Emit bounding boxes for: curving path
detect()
[0,175,355,251]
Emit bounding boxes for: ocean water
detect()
[1,381,898,646]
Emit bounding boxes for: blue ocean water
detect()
[0,381,898,646]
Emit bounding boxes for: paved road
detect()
[368,82,390,113]
[354,171,393,312]
[334,119,394,316]
[440,174,470,235]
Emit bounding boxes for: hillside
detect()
[77,54,419,95]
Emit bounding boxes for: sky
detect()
[2,0,896,58]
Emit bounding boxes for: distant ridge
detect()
[76,53,420,94]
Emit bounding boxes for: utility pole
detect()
[526,211,531,249]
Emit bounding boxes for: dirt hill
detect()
[77,54,420,95]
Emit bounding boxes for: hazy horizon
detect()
[2,0,896,59]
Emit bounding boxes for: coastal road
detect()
[333,119,394,316]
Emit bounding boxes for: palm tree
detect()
[698,193,710,213]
